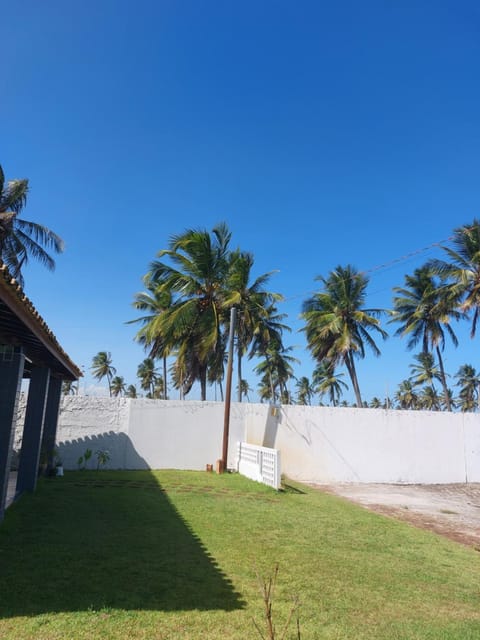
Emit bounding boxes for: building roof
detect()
[0,263,82,380]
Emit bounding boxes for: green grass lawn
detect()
[0,470,479,639]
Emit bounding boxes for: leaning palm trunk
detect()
[435,346,451,411]
[345,352,362,408]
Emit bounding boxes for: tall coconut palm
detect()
[429,219,480,338]
[237,379,252,402]
[128,278,172,399]
[148,223,231,400]
[91,351,116,397]
[455,364,480,412]
[391,266,461,411]
[420,385,441,411]
[137,358,160,398]
[206,331,227,401]
[0,165,64,286]
[369,397,382,409]
[395,379,419,410]
[126,384,138,399]
[295,376,315,405]
[302,265,387,407]
[254,341,298,404]
[62,380,77,396]
[409,352,442,388]
[312,362,348,407]
[223,250,282,401]
[111,376,126,397]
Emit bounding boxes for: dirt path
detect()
[312,483,480,548]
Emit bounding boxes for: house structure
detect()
[0,262,81,521]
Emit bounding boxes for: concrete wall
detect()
[50,397,244,472]
[13,397,480,483]
[244,404,480,484]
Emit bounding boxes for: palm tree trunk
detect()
[219,380,224,402]
[163,356,168,400]
[345,352,362,408]
[237,349,242,402]
[200,366,207,401]
[435,345,451,411]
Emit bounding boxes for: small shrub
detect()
[95,449,111,470]
[77,448,93,470]
[253,564,301,640]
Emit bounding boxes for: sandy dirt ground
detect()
[312,483,480,548]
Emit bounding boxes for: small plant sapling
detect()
[95,449,111,470]
[253,564,301,640]
[77,448,93,470]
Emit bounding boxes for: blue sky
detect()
[3,1,480,401]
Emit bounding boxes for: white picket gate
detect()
[237,442,281,490]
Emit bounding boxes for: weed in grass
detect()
[253,564,301,640]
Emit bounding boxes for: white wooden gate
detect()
[237,442,281,490]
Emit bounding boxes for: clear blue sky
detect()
[3,1,480,401]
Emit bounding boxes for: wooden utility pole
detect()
[221,307,236,472]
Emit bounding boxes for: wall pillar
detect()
[41,377,63,473]
[0,345,25,522]
[16,365,50,496]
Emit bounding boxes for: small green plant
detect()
[77,448,93,470]
[95,449,111,470]
[253,564,301,640]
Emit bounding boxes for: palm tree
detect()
[420,385,441,411]
[223,250,282,401]
[312,362,348,406]
[111,376,126,397]
[152,377,165,399]
[395,380,419,409]
[237,379,252,402]
[455,364,480,412]
[91,351,116,397]
[391,266,461,411]
[137,358,160,398]
[302,265,387,407]
[409,352,442,388]
[0,165,64,286]
[128,277,172,400]
[254,341,298,404]
[148,223,231,400]
[62,380,77,395]
[126,384,137,398]
[206,332,227,401]
[429,219,480,338]
[369,397,382,408]
[295,376,315,405]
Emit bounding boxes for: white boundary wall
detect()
[244,404,480,484]
[13,397,480,483]
[50,398,244,471]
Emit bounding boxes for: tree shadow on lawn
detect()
[0,470,245,616]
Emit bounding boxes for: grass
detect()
[0,470,479,639]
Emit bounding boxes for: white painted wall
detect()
[13,397,480,483]
[244,404,479,484]
[50,397,244,471]
[127,399,245,470]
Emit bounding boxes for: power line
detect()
[281,234,454,303]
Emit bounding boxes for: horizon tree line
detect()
[2,162,480,410]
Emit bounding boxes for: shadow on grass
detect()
[0,468,245,616]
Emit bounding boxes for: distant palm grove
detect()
[83,220,480,413]
[0,168,475,413]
